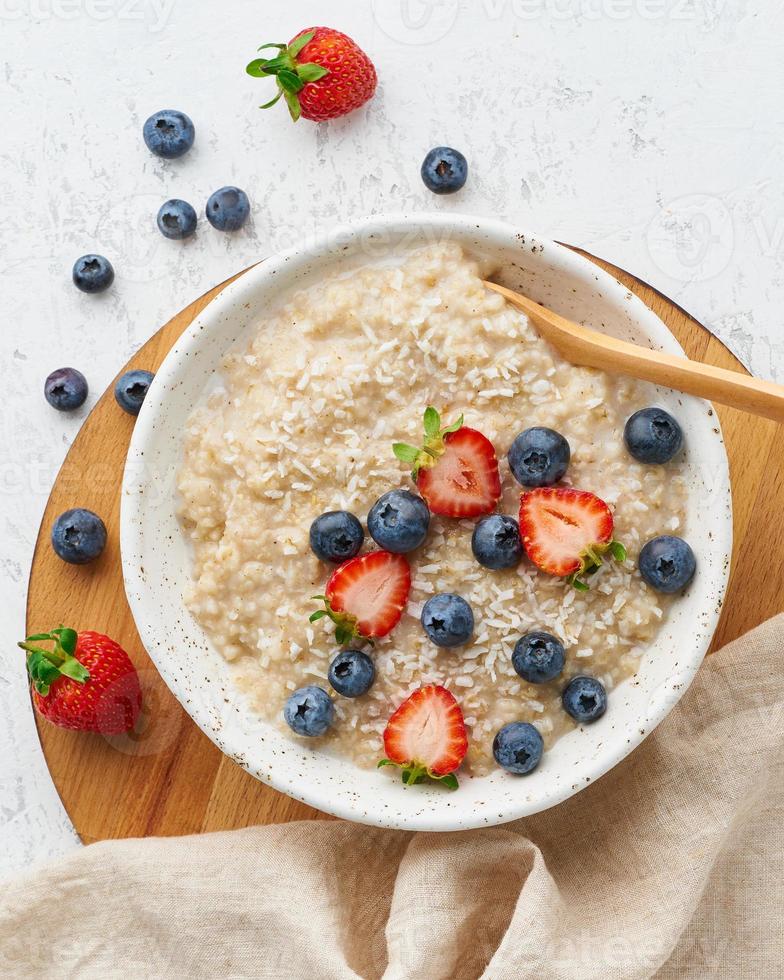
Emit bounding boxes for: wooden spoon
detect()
[484,280,784,423]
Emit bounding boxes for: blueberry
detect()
[421,593,474,647]
[492,722,544,775]
[562,676,607,723]
[157,199,197,240]
[367,489,430,554]
[114,370,155,416]
[638,535,696,593]
[51,508,107,564]
[328,650,375,698]
[142,109,195,159]
[471,514,523,570]
[72,254,114,293]
[283,685,334,737]
[508,427,570,487]
[624,407,683,464]
[206,186,250,231]
[44,368,88,412]
[421,146,468,194]
[512,631,566,684]
[309,511,364,563]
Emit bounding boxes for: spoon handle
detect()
[486,281,784,424]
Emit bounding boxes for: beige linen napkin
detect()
[2,616,783,980]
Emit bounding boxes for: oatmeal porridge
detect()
[177,243,687,776]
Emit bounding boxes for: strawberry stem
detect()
[246,31,330,121]
[377,758,460,790]
[18,627,89,696]
[309,596,372,648]
[392,406,464,478]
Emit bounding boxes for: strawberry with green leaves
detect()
[311,550,411,646]
[519,487,627,590]
[379,684,468,790]
[19,627,142,734]
[393,407,502,519]
[246,27,377,122]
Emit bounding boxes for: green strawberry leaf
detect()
[392,443,420,464]
[259,91,283,110]
[377,758,395,768]
[287,30,315,58]
[437,773,459,791]
[59,657,90,683]
[257,42,286,52]
[309,610,328,623]
[423,406,441,437]
[246,59,271,77]
[297,63,329,83]
[440,414,464,435]
[282,87,301,122]
[278,69,304,94]
[609,539,627,562]
[57,628,77,656]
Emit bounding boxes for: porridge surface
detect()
[177,244,687,775]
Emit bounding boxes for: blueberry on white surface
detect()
[51,508,107,564]
[562,676,607,723]
[638,535,696,593]
[420,146,468,194]
[206,186,250,231]
[471,514,523,569]
[72,254,114,293]
[421,593,474,647]
[624,407,683,464]
[512,631,565,684]
[143,109,195,159]
[44,368,88,411]
[283,686,334,736]
[508,426,570,487]
[328,650,375,698]
[367,489,430,553]
[114,370,155,416]
[493,722,544,774]
[157,199,197,240]
[309,511,364,564]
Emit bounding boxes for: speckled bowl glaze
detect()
[121,213,732,832]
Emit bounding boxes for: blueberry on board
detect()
[309,511,364,563]
[638,535,696,593]
[493,722,544,775]
[51,508,107,564]
[421,593,474,647]
[512,631,566,684]
[562,675,607,723]
[142,109,195,159]
[157,199,197,240]
[283,686,334,736]
[72,254,114,293]
[114,370,155,416]
[206,186,250,231]
[624,407,683,464]
[508,427,570,487]
[421,146,468,194]
[367,489,430,554]
[328,650,375,698]
[471,514,523,570]
[44,368,88,412]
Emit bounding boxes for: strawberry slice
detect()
[519,487,626,590]
[311,550,411,645]
[393,407,501,518]
[379,684,468,789]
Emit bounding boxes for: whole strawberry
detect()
[19,627,142,734]
[246,27,377,122]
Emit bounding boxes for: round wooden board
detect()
[25,253,783,844]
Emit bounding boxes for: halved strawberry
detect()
[379,684,468,789]
[519,487,626,590]
[310,550,410,645]
[392,407,501,518]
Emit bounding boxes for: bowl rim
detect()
[121,211,732,831]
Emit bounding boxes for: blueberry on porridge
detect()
[177,243,695,783]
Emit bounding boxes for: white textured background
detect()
[2,0,783,877]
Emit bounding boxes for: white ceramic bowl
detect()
[121,213,732,832]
